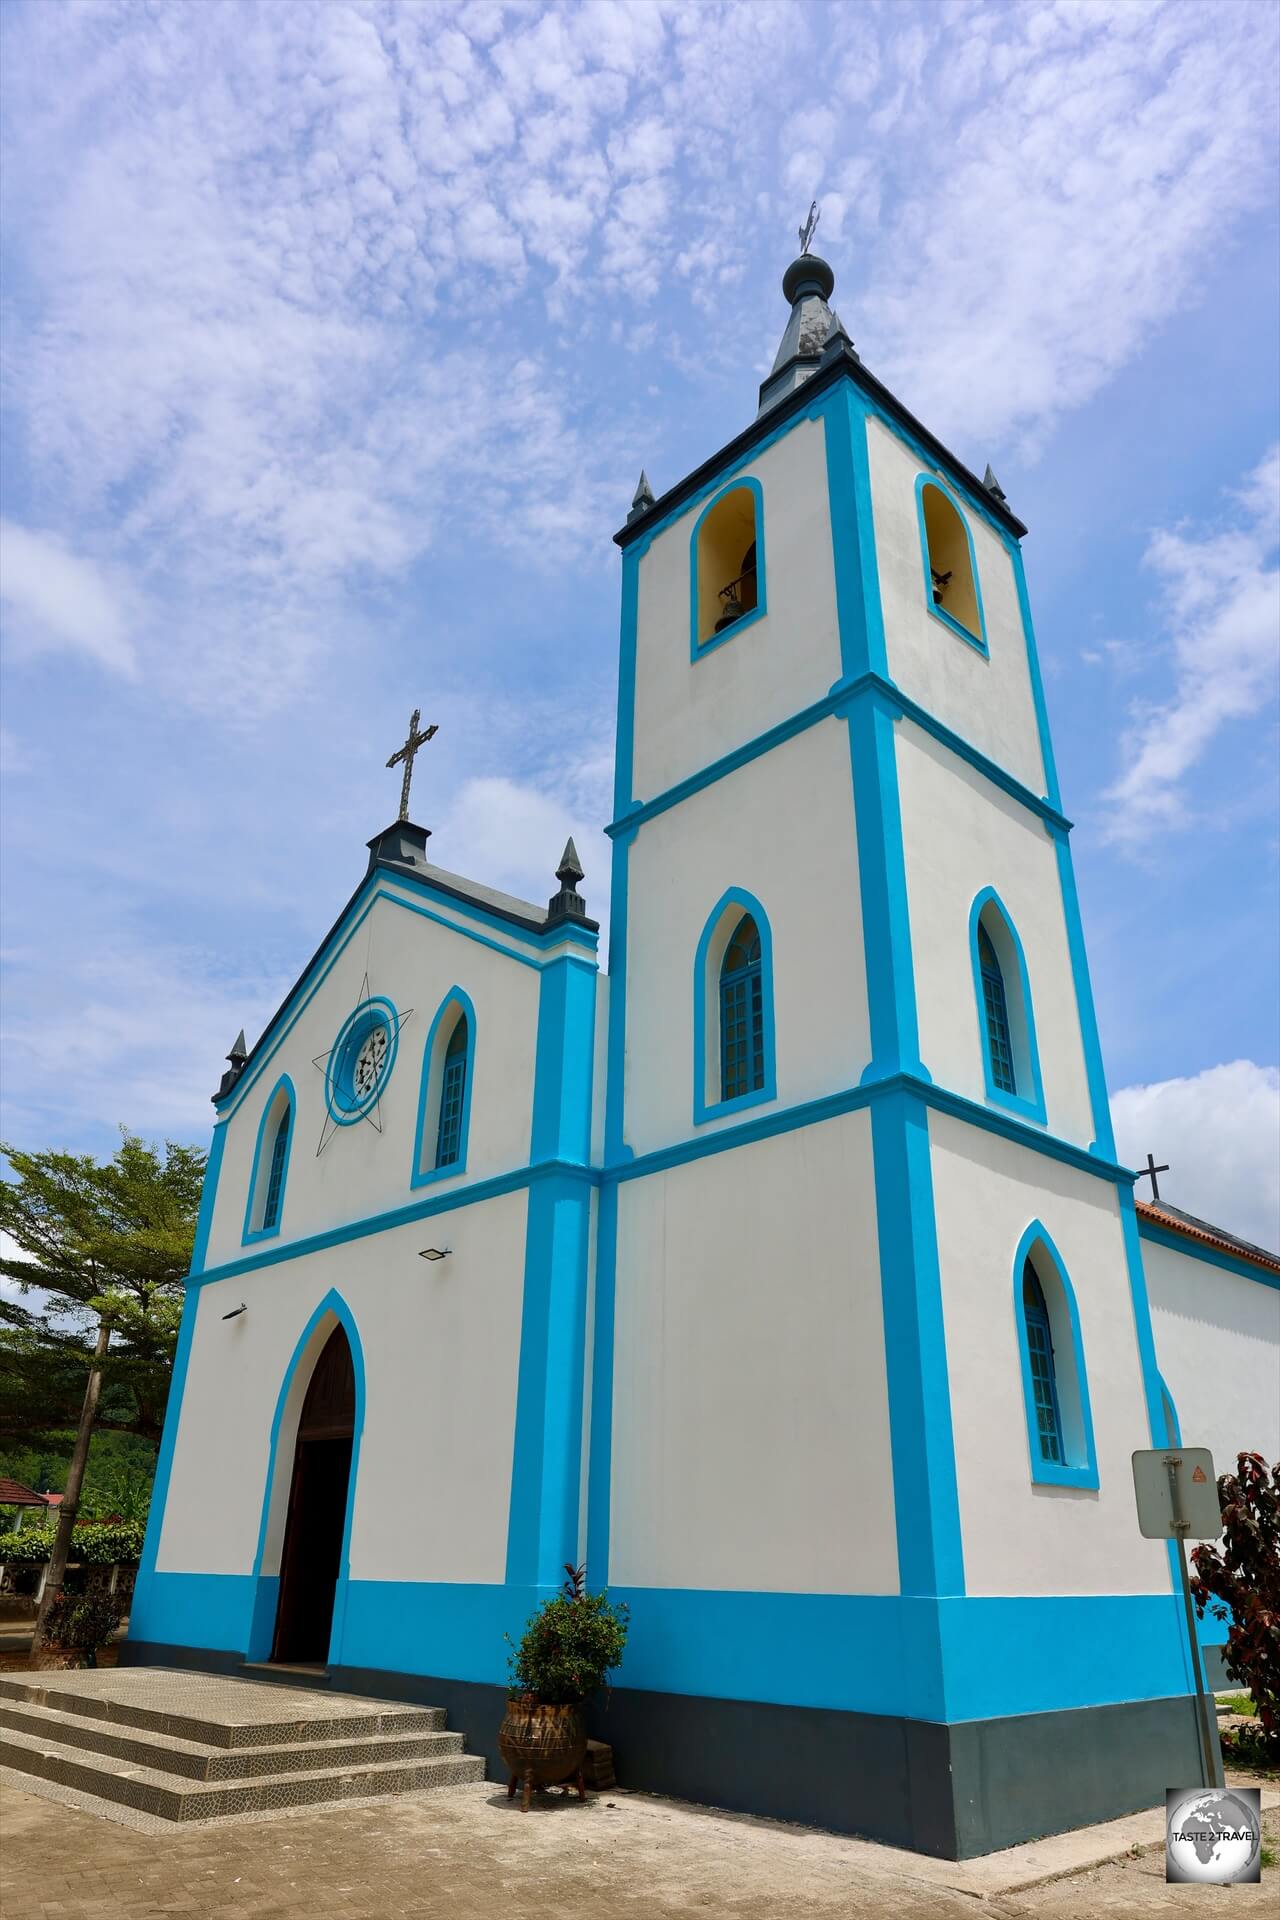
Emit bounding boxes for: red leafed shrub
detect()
[1191,1452,1280,1753]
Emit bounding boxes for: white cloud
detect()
[1102,446,1280,843]
[0,523,136,676]
[1112,1060,1280,1253]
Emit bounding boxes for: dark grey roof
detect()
[1139,1199,1280,1270]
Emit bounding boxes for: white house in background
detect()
[127,241,1280,1859]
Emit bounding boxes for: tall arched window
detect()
[412,988,477,1187]
[720,914,763,1103]
[262,1105,291,1232]
[693,887,777,1124]
[1022,1261,1064,1465]
[969,890,1046,1124]
[690,477,766,656]
[1013,1224,1098,1489]
[242,1074,295,1244]
[915,475,986,652]
[435,1014,469,1168]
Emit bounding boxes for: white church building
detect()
[127,244,1280,1857]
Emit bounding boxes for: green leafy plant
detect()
[1192,1452,1280,1758]
[506,1563,629,1706]
[0,1521,145,1565]
[40,1589,125,1666]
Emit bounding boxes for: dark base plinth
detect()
[120,1638,1204,1858]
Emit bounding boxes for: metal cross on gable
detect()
[1136,1152,1170,1201]
[386,708,438,822]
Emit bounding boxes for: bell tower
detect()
[587,234,1203,1856]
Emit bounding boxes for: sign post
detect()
[1132,1447,1224,1790]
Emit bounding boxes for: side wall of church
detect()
[1144,1235,1280,1468]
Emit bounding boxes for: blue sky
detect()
[1,0,1278,1245]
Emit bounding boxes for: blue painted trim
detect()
[1049,826,1116,1159]
[130,1123,226,1628]
[1012,1221,1099,1489]
[822,387,889,682]
[872,1093,965,1598]
[216,878,595,1121]
[189,1159,596,1290]
[323,995,400,1126]
[410,987,477,1188]
[125,1574,1197,1720]
[1138,1219,1280,1290]
[689,475,767,659]
[585,1178,617,1588]
[692,886,777,1124]
[968,890,1047,1127]
[241,1074,296,1245]
[1010,544,1061,810]
[607,672,1071,846]
[914,473,988,656]
[1157,1372,1182,1446]
[508,953,598,1584]
[846,692,929,1085]
[247,1288,367,1665]
[1117,1186,1171,1448]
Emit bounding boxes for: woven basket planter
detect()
[499,1698,588,1810]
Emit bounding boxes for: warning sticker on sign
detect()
[1192,1466,1207,1483]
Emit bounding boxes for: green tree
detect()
[0,1131,205,1449]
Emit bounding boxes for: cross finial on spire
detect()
[386,708,438,823]
[798,199,820,254]
[1136,1152,1170,1202]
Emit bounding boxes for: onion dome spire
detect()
[758,210,853,417]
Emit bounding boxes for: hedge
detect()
[0,1522,145,1565]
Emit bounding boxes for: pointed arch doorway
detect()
[271,1323,355,1665]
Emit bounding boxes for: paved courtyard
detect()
[2,1773,1277,1920]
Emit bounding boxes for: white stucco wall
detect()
[157,1193,528,1585]
[630,414,842,802]
[203,877,544,1269]
[608,1109,897,1595]
[930,1114,1174,1597]
[865,415,1047,798]
[897,721,1095,1148]
[1144,1234,1280,1468]
[620,719,869,1158]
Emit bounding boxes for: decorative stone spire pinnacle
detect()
[547,836,588,925]
[628,470,656,524]
[214,1030,249,1103]
[983,464,1007,504]
[758,235,851,416]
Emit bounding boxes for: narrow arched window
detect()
[690,479,765,653]
[1021,1260,1064,1465]
[1013,1225,1098,1489]
[243,1075,295,1243]
[917,478,985,650]
[720,914,763,1102]
[262,1106,291,1231]
[435,1015,468,1169]
[978,924,1016,1095]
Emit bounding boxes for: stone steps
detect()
[0,1668,484,1822]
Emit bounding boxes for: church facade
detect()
[127,247,1280,1859]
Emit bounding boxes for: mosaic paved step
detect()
[0,1724,485,1821]
[0,1670,444,1749]
[0,1700,465,1781]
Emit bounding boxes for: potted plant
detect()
[500,1564,628,1809]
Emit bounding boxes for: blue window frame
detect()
[262,1108,290,1231]
[1012,1222,1098,1489]
[978,924,1016,1095]
[968,890,1046,1125]
[914,473,988,654]
[693,886,777,1125]
[689,476,767,659]
[412,987,477,1188]
[719,915,764,1102]
[435,1018,468,1168]
[242,1073,296,1245]
[1022,1262,1064,1465]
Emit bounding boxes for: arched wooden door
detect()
[272,1324,355,1665]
